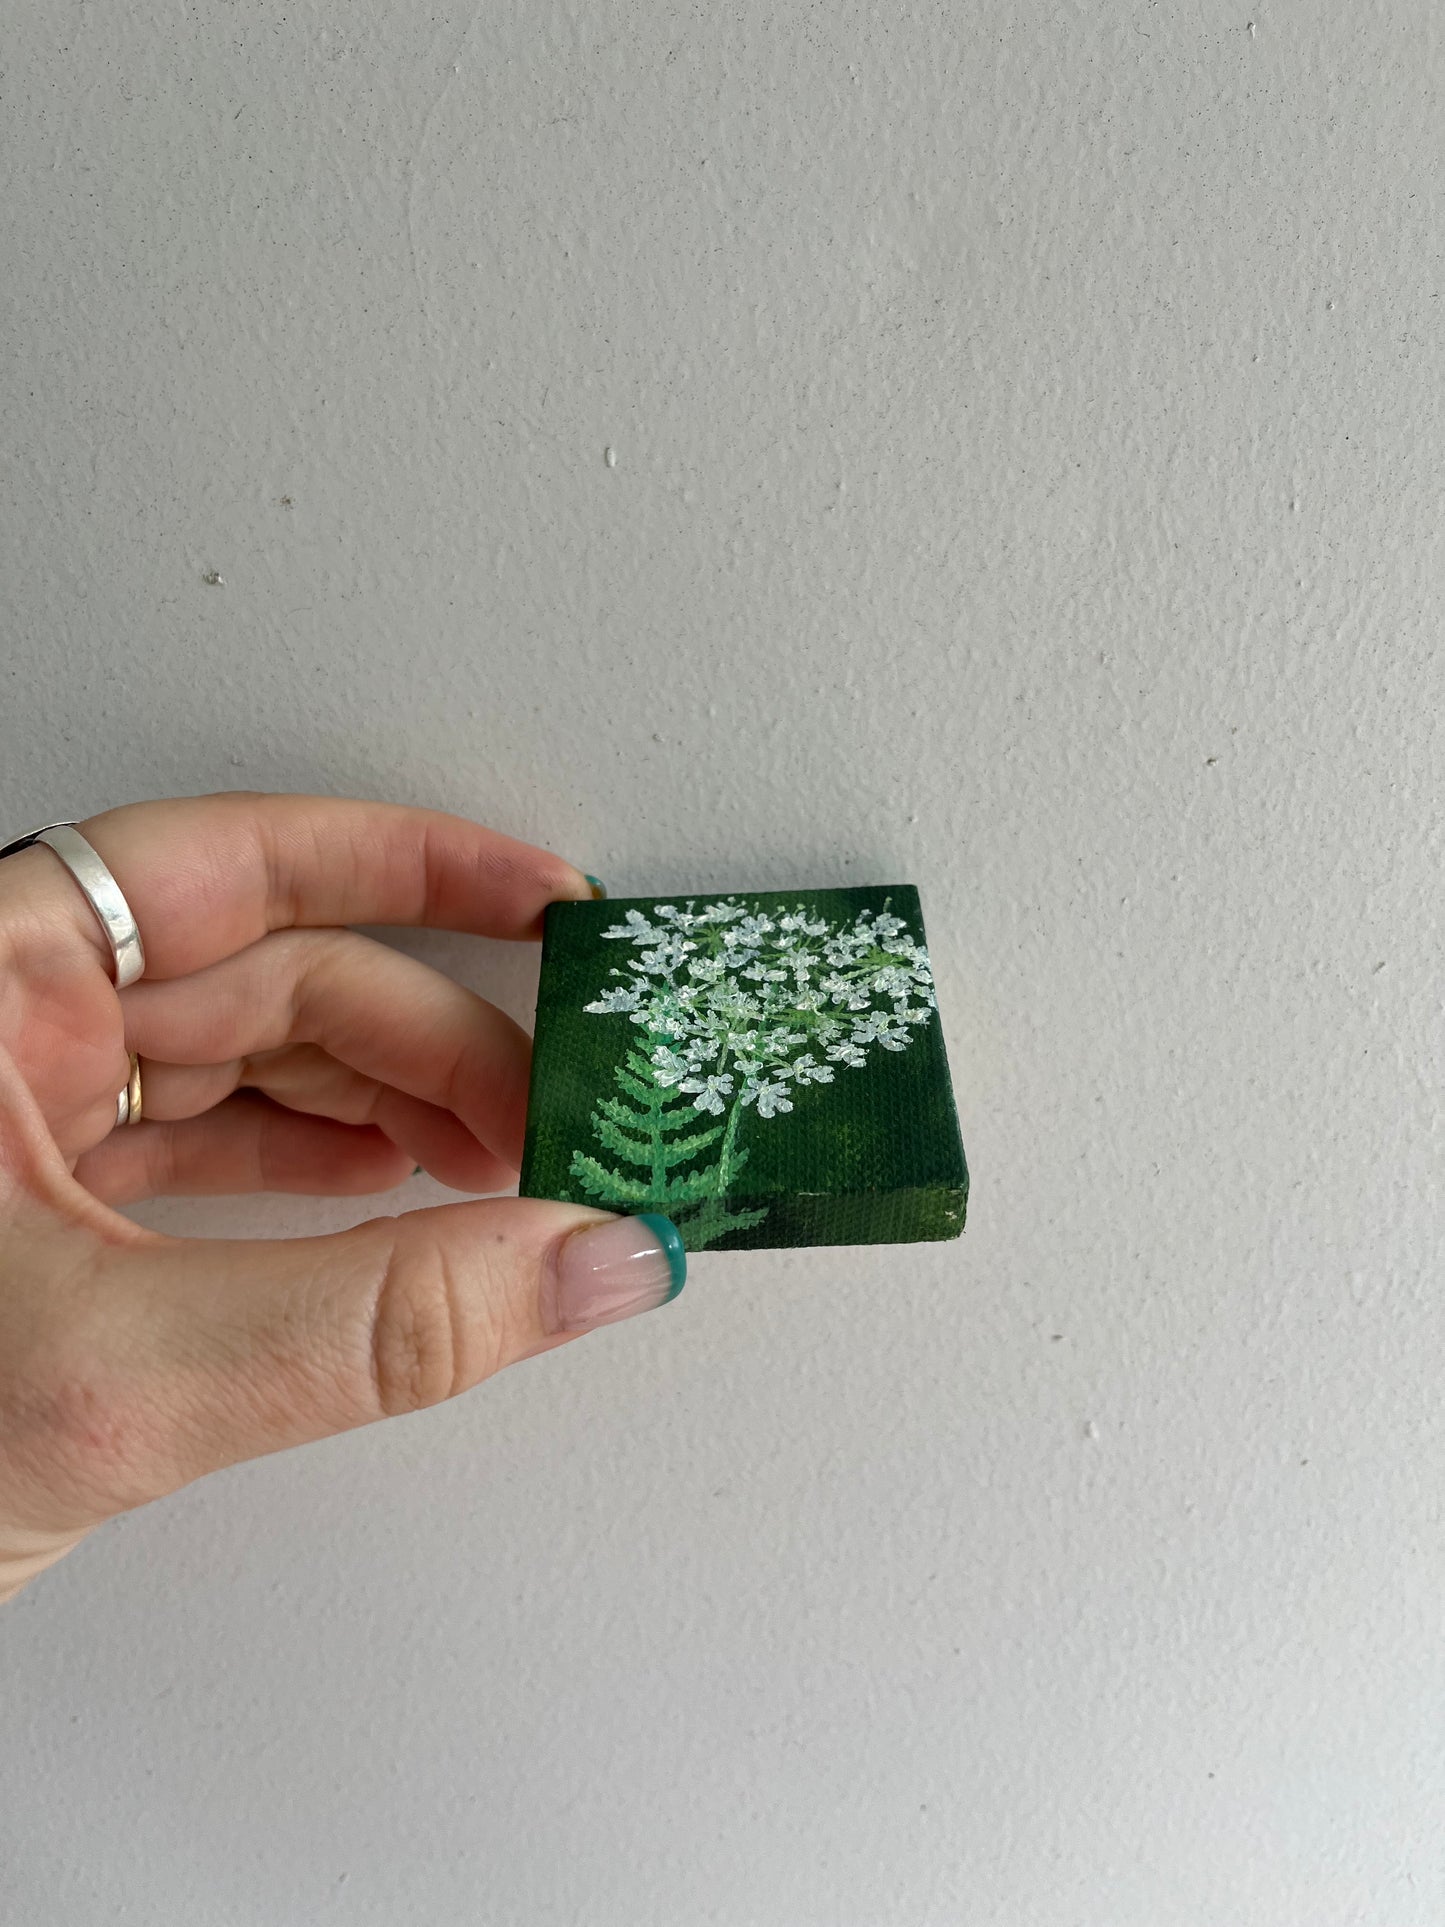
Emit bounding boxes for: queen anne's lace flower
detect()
[650,1045,692,1086]
[589,896,935,1117]
[584,985,643,1013]
[787,1054,834,1086]
[744,1078,793,1118]
[604,909,661,944]
[679,1072,734,1115]
[852,1013,910,1051]
[574,895,940,1247]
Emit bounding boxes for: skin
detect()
[0,793,620,1602]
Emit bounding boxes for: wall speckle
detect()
[2,2,1443,1923]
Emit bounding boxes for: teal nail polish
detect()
[635,1213,687,1299]
[584,874,607,900]
[548,1214,687,1333]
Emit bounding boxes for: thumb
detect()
[103,1200,686,1492]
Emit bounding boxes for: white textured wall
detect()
[3,3,1443,1921]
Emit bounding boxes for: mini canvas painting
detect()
[519,884,968,1252]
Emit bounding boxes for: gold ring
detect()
[124,1052,143,1127]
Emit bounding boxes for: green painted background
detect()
[519,884,968,1251]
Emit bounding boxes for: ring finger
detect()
[129,1044,514,1194]
[74,1095,419,1205]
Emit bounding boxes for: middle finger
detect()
[119,929,533,1171]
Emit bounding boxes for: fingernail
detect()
[543,1213,686,1334]
[584,874,607,900]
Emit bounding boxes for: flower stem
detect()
[716,1092,746,1194]
[644,1033,669,1194]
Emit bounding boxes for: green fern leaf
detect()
[598,1095,653,1132]
[660,1164,724,1206]
[656,1102,704,1134]
[661,1123,725,1167]
[569,1152,651,1205]
[590,1113,654,1166]
[685,1203,769,1250]
[614,1067,657,1106]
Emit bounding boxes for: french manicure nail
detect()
[584,874,607,900]
[543,1213,686,1334]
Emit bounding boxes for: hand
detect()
[0,794,685,1601]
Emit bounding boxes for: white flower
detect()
[824,935,867,966]
[679,1072,734,1115]
[851,1012,909,1050]
[869,965,916,999]
[762,1027,805,1054]
[826,979,872,1010]
[590,895,935,1101]
[746,1078,793,1119]
[638,938,695,975]
[788,1054,834,1086]
[583,984,643,1013]
[639,996,693,1036]
[604,910,662,944]
[718,992,764,1024]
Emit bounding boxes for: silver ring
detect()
[0,821,145,988]
[116,1082,131,1128]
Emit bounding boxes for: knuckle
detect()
[366,1234,505,1418]
[146,1125,184,1198]
[287,929,364,1037]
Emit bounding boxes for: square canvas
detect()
[519,884,968,1252]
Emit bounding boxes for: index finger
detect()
[0,792,600,982]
